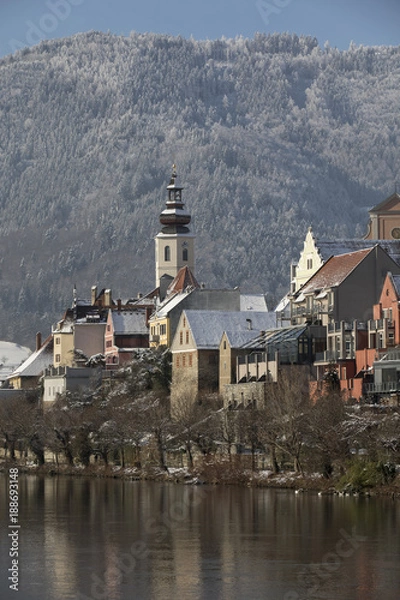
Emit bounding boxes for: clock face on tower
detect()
[391,227,400,239]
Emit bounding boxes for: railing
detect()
[314,351,340,363]
[238,353,265,365]
[327,321,368,333]
[368,319,384,332]
[375,348,400,362]
[364,382,400,394]
[44,366,66,377]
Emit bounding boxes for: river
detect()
[0,475,399,600]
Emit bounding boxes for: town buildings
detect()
[5,172,400,408]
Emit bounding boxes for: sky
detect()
[0,0,399,57]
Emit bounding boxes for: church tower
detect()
[155,166,195,286]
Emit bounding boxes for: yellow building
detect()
[149,266,200,348]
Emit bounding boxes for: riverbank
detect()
[2,460,400,498]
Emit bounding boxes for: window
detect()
[183,248,188,261]
[106,340,112,348]
[176,355,180,368]
[160,324,166,336]
[223,341,227,350]
[164,246,171,261]
[189,354,193,367]
[307,258,313,270]
[186,331,189,344]
[107,325,111,332]
[182,354,186,367]
[55,337,60,345]
[55,354,61,363]
[180,331,183,345]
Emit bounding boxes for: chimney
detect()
[91,286,97,306]
[117,299,122,312]
[105,289,112,307]
[36,332,42,352]
[137,292,143,299]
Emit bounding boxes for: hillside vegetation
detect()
[0,31,399,345]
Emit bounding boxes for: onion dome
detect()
[159,165,191,234]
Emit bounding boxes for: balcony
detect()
[364,382,400,394]
[149,335,160,343]
[375,348,400,362]
[314,350,339,364]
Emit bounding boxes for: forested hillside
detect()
[0,31,399,346]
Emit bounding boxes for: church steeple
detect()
[159,165,191,234]
[155,166,195,287]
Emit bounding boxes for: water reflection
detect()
[0,476,399,600]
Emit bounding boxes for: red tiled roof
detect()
[300,247,372,293]
[167,266,200,295]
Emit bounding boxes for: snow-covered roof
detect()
[391,274,400,296]
[224,329,270,349]
[7,336,53,380]
[0,341,32,382]
[179,310,277,350]
[317,240,400,266]
[240,294,268,312]
[111,311,148,335]
[153,290,193,319]
[274,294,290,313]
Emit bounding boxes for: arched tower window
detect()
[164,246,171,262]
[182,247,188,262]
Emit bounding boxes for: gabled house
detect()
[149,271,242,350]
[104,308,149,368]
[291,245,400,401]
[0,341,31,386]
[291,245,400,328]
[170,310,277,408]
[7,335,53,391]
[52,289,111,368]
[149,265,200,348]
[289,225,400,295]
